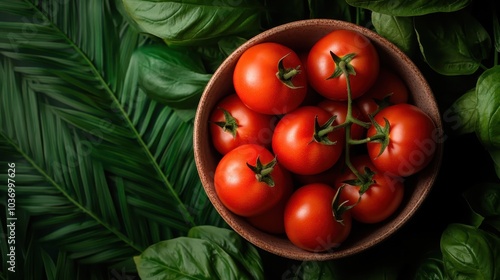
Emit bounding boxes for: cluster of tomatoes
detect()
[210,29,437,252]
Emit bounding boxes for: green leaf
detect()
[440,223,500,280]
[446,88,477,135]
[187,226,265,280]
[475,65,500,149]
[0,0,224,277]
[307,0,352,21]
[463,182,500,231]
[134,44,212,112]
[134,236,258,280]
[346,0,472,16]
[121,0,264,46]
[414,11,491,76]
[292,261,342,279]
[489,148,500,180]
[371,12,416,55]
[413,250,449,280]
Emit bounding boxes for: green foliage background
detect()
[1,0,499,279]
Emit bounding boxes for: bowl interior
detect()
[194,19,443,261]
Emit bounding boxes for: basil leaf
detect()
[197,36,247,73]
[307,0,352,22]
[490,148,500,180]
[440,224,500,280]
[122,0,263,46]
[413,250,448,280]
[188,226,265,280]
[475,65,500,149]
[371,12,416,55]
[134,237,255,280]
[414,11,491,76]
[345,0,471,16]
[446,88,477,135]
[295,261,341,279]
[133,44,212,110]
[463,182,500,231]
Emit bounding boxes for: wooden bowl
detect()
[193,19,443,261]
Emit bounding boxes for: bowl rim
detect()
[193,18,444,261]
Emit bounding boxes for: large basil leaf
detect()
[134,236,259,280]
[440,223,500,280]
[371,12,416,55]
[463,182,500,231]
[346,0,471,16]
[187,226,264,280]
[475,66,500,149]
[133,44,212,113]
[445,88,477,135]
[122,0,263,46]
[414,11,491,76]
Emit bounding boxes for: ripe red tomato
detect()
[366,104,437,177]
[355,67,409,120]
[272,106,345,175]
[335,155,404,224]
[209,94,276,155]
[246,185,293,235]
[284,183,352,252]
[317,99,366,140]
[233,42,308,115]
[307,29,380,101]
[214,144,292,217]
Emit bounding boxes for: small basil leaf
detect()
[371,12,416,55]
[346,0,471,16]
[134,237,253,280]
[187,225,264,280]
[307,0,352,22]
[463,182,500,231]
[413,250,448,280]
[446,88,477,135]
[414,11,491,76]
[133,44,212,110]
[440,224,499,280]
[295,261,341,279]
[122,0,263,46]
[475,65,500,149]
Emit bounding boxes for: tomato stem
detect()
[277,53,303,89]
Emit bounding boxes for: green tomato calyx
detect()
[246,156,277,187]
[276,53,303,89]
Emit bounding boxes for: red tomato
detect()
[355,67,409,120]
[209,94,276,155]
[233,42,308,115]
[214,144,292,217]
[307,29,380,101]
[246,184,293,235]
[317,99,366,140]
[335,155,404,224]
[366,104,437,177]
[272,106,344,175]
[284,183,352,252]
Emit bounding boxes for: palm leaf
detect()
[0,0,225,277]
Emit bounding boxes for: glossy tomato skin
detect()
[233,42,308,115]
[272,106,345,175]
[284,183,352,252]
[317,99,366,140]
[355,67,409,120]
[246,183,293,235]
[335,155,404,224]
[209,94,276,155]
[307,29,380,101]
[214,144,293,217]
[366,104,437,177]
